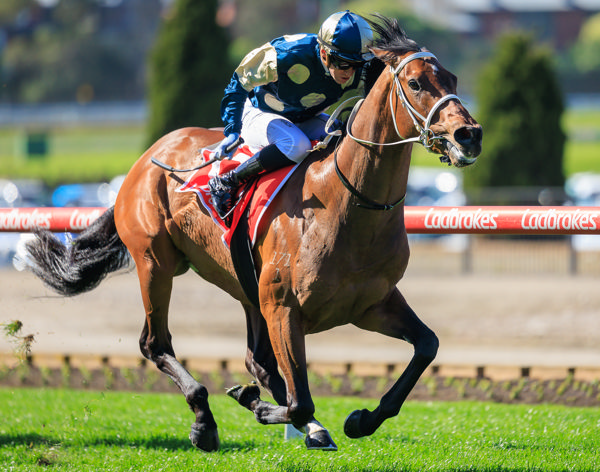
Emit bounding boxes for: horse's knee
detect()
[139,343,149,360]
[138,324,151,359]
[415,329,439,364]
[139,329,175,366]
[288,401,315,428]
[139,336,154,361]
[186,384,209,409]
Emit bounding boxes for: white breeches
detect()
[240,100,329,163]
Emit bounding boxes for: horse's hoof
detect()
[305,430,338,451]
[189,422,220,452]
[225,384,242,398]
[343,409,367,439]
[226,381,260,408]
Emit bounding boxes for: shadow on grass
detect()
[0,433,58,448]
[0,433,575,472]
[0,432,263,452]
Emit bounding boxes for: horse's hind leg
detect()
[344,288,439,439]
[228,306,337,450]
[132,242,219,452]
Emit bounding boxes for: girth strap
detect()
[229,210,260,308]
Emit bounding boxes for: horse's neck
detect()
[333,79,412,226]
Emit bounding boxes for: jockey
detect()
[208,10,375,223]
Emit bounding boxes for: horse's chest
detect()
[260,215,409,330]
[307,238,407,284]
[295,252,404,331]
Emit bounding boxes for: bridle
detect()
[329,51,463,211]
[347,51,462,149]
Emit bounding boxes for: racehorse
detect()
[22,16,481,452]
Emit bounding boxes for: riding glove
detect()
[213,132,241,160]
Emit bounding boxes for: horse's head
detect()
[367,16,482,168]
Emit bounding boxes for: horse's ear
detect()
[369,47,392,63]
[364,57,386,94]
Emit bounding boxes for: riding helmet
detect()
[317,10,374,63]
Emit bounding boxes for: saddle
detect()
[176,144,298,247]
[176,145,298,307]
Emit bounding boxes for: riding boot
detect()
[208,143,295,223]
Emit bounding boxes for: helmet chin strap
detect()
[319,46,334,70]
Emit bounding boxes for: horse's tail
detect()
[18,206,131,297]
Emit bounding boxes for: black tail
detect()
[22,206,131,296]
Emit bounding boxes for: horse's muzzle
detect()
[440,125,482,168]
[455,126,482,155]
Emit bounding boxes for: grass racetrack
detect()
[1,388,599,471]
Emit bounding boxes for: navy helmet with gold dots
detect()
[317,11,374,64]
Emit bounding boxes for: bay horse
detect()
[22,16,481,452]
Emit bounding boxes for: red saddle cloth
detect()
[176,145,298,247]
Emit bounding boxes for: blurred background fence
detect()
[407,236,600,276]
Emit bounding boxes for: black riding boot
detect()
[208,144,294,224]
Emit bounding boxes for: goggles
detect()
[328,53,364,70]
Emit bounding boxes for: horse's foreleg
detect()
[238,305,313,428]
[232,306,336,450]
[135,255,219,452]
[344,289,439,439]
[230,304,336,449]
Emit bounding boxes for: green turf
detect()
[1,388,599,471]
[0,126,146,185]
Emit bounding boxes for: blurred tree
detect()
[345,1,461,69]
[229,1,459,71]
[228,0,321,63]
[0,1,35,23]
[1,0,160,103]
[557,12,600,94]
[464,33,565,193]
[146,0,232,145]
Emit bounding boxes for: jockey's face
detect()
[320,47,357,85]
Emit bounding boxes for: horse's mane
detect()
[363,14,421,95]
[368,14,421,57]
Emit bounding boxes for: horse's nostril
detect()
[454,126,482,146]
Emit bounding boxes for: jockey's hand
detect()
[213,132,241,160]
[325,118,344,136]
[331,118,344,132]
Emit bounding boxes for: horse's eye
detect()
[407,79,420,91]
